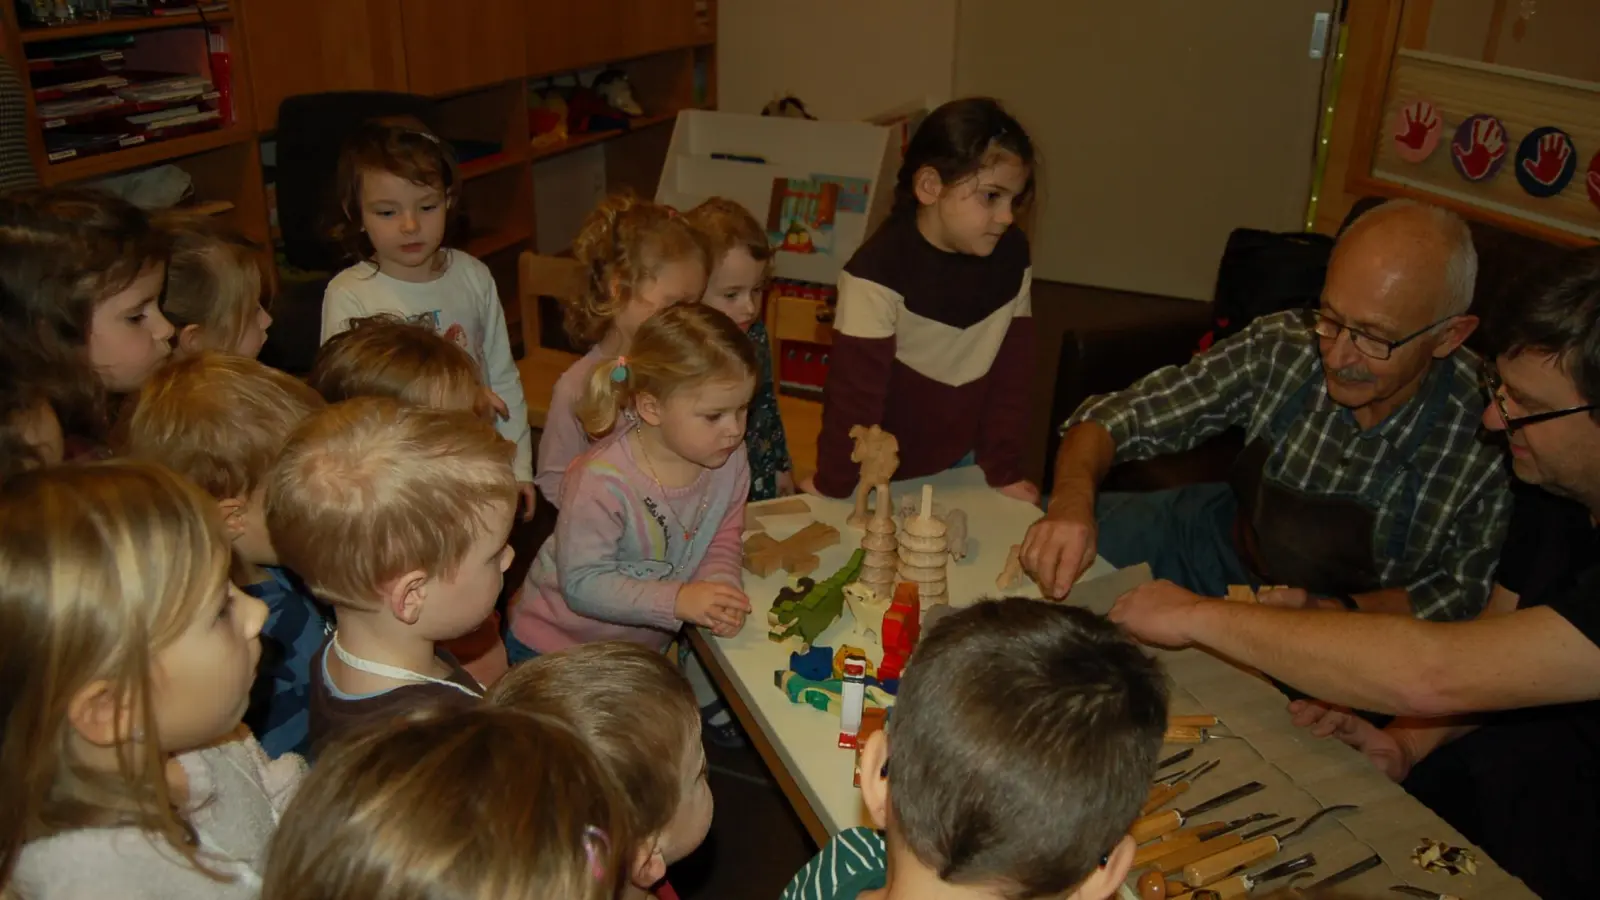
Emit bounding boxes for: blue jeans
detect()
[1094,483,1255,597]
[504,628,540,665]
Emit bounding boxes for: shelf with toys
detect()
[16,6,233,44]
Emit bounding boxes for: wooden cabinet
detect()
[400,0,527,98]
[241,0,406,129]
[245,0,527,129]
[528,0,698,76]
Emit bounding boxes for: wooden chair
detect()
[515,252,586,430]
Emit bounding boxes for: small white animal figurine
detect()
[842,581,890,644]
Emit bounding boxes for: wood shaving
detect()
[1412,838,1478,875]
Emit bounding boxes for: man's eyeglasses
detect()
[1308,310,1455,361]
[1480,363,1598,435]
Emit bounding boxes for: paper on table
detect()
[1063,562,1152,614]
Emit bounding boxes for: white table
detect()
[691,466,1539,898]
[691,466,1106,840]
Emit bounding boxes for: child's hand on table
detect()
[996,479,1041,506]
[677,582,751,635]
[796,473,824,497]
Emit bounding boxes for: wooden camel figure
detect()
[847,425,900,529]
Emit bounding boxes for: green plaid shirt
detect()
[1066,310,1511,621]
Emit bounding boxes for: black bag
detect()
[1198,228,1334,352]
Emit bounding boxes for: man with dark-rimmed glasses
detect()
[1024,199,1510,623]
[1110,246,1600,900]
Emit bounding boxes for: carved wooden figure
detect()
[847,425,899,529]
[857,483,898,599]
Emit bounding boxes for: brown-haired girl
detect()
[157,212,273,358]
[0,187,174,449]
[808,97,1040,507]
[260,706,630,900]
[0,462,297,899]
[685,196,794,501]
[536,192,709,508]
[507,304,753,664]
[321,121,534,519]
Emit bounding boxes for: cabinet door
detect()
[241,0,407,130]
[401,0,528,97]
[529,0,695,75]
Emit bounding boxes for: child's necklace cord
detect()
[633,425,711,543]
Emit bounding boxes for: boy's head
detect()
[488,642,710,889]
[684,197,772,331]
[115,352,325,568]
[309,314,490,420]
[859,598,1167,900]
[266,397,516,639]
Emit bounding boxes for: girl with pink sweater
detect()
[509,304,754,660]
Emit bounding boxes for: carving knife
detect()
[1131,814,1280,869]
[1190,852,1317,899]
[1183,805,1357,887]
[1129,781,1266,843]
[1301,853,1384,893]
[1145,760,1221,814]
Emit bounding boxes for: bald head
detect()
[1336,200,1477,319]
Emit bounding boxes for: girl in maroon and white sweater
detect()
[806,98,1040,505]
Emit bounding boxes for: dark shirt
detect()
[307,636,481,759]
[242,566,331,758]
[815,215,1034,496]
[1403,481,1600,900]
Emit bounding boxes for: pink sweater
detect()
[533,346,605,505]
[512,430,748,652]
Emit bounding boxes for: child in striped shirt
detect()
[782,599,1169,900]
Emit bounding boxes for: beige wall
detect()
[1425,0,1600,83]
[715,0,956,120]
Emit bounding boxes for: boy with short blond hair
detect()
[489,642,711,900]
[115,351,329,758]
[267,396,516,754]
[784,598,1168,900]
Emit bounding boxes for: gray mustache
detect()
[1332,366,1377,384]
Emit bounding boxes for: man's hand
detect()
[1020,502,1098,599]
[996,479,1041,506]
[1107,579,1206,648]
[1287,699,1414,782]
[1257,587,1310,608]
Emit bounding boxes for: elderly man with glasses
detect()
[1107,245,1600,900]
[1023,199,1510,622]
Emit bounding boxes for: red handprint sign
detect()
[1514,127,1577,198]
[1450,114,1508,182]
[1391,100,1442,163]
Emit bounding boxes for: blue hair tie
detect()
[610,357,629,383]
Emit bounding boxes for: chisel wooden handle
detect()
[1193,874,1251,899]
[1143,781,1188,815]
[1154,834,1245,876]
[1134,830,1202,867]
[1169,715,1219,728]
[1164,725,1207,744]
[1183,836,1279,888]
[1166,821,1222,842]
[1166,882,1192,900]
[1130,809,1183,843]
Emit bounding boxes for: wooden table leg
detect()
[687,628,831,847]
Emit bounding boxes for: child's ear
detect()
[68,679,134,748]
[1067,834,1136,900]
[859,729,891,829]
[175,324,206,355]
[216,497,248,542]
[384,570,430,625]
[913,165,945,207]
[630,839,668,891]
[634,391,664,428]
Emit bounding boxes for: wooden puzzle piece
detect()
[997,543,1024,590]
[878,582,922,682]
[749,497,811,519]
[744,520,841,577]
[853,707,889,786]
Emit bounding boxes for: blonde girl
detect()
[684,197,793,501]
[321,121,534,519]
[0,462,299,899]
[536,193,709,508]
[260,706,630,900]
[157,213,273,359]
[507,303,754,664]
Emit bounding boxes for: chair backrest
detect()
[517,251,587,357]
[275,91,439,273]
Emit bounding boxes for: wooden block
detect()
[746,520,841,578]
[1224,585,1258,604]
[743,532,783,577]
[789,554,820,577]
[787,521,841,555]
